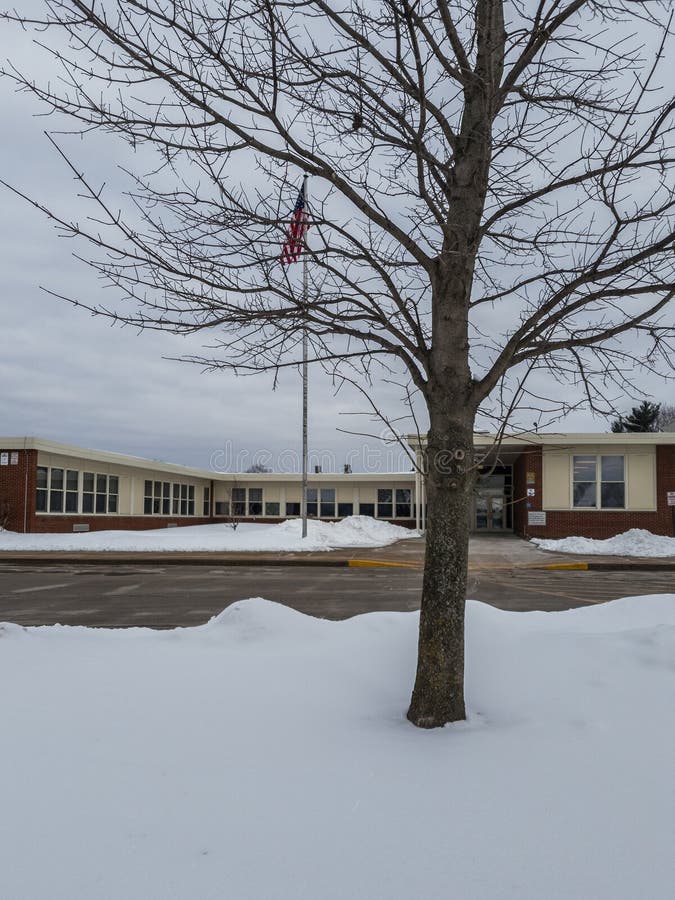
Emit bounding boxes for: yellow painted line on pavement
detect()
[538,562,589,571]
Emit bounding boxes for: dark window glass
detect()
[181,499,188,515]
[145,480,152,496]
[50,490,63,513]
[109,476,119,495]
[395,489,411,518]
[573,482,596,508]
[66,470,79,491]
[144,497,152,514]
[173,484,180,499]
[285,502,301,516]
[37,466,48,489]
[321,489,335,502]
[232,488,246,502]
[188,500,195,516]
[359,503,375,517]
[83,494,94,513]
[601,455,624,481]
[248,501,263,516]
[163,482,170,498]
[249,488,263,502]
[307,503,318,517]
[601,483,625,508]
[96,494,106,513]
[377,489,393,518]
[306,488,317,503]
[81,472,93,493]
[203,487,210,516]
[36,489,48,512]
[97,475,107,493]
[265,502,280,516]
[181,484,188,500]
[153,498,161,514]
[172,498,179,515]
[108,495,118,513]
[232,501,246,516]
[51,469,64,490]
[188,485,195,500]
[215,501,230,516]
[65,492,78,513]
[154,481,161,496]
[337,503,353,517]
[162,498,170,515]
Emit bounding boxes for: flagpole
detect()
[301,174,309,540]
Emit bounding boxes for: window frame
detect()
[571,454,626,510]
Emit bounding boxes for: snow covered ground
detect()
[0,516,418,553]
[1,594,674,899]
[533,527,675,558]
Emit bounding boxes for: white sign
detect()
[526,487,536,497]
[10,452,18,465]
[0,453,8,466]
[667,492,675,507]
[528,511,547,526]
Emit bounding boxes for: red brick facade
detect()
[0,448,38,533]
[513,445,675,539]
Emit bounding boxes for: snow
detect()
[1,594,674,899]
[0,515,418,553]
[533,527,675,558]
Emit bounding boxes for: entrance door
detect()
[473,494,506,531]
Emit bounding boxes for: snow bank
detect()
[0,515,418,553]
[1,594,674,899]
[533,527,675,557]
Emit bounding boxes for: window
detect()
[144,480,196,516]
[50,468,64,512]
[215,501,230,516]
[573,455,625,509]
[36,466,48,512]
[203,486,211,517]
[65,470,79,513]
[377,489,393,519]
[265,502,280,516]
[337,502,353,517]
[320,488,336,518]
[84,472,96,513]
[231,488,246,517]
[285,502,301,516]
[248,488,262,516]
[359,503,375,517]
[395,488,411,519]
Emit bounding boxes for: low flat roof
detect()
[0,437,415,482]
[407,432,675,449]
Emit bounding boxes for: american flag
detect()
[280,182,309,265]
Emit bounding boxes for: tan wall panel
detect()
[542,451,570,509]
[626,452,656,510]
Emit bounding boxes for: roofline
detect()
[406,431,675,448]
[0,437,415,481]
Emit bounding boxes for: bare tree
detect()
[657,403,675,431]
[2,1,674,727]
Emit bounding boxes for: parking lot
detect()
[0,562,672,628]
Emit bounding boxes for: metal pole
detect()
[301,175,309,539]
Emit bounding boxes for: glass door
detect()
[473,494,507,531]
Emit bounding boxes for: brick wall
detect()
[0,449,38,533]
[515,445,675,539]
[33,515,215,533]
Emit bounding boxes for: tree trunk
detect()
[407,407,476,728]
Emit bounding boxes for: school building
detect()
[1,433,674,539]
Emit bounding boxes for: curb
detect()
[0,554,418,569]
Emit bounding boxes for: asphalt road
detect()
[0,563,673,628]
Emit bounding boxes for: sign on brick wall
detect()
[10,452,18,465]
[0,453,8,466]
[667,492,675,507]
[528,511,547,525]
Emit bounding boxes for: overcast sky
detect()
[0,9,670,474]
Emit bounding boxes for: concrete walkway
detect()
[0,533,673,571]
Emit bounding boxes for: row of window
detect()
[36,468,119,514]
[573,455,624,509]
[36,468,206,517]
[214,488,413,519]
[143,480,208,517]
